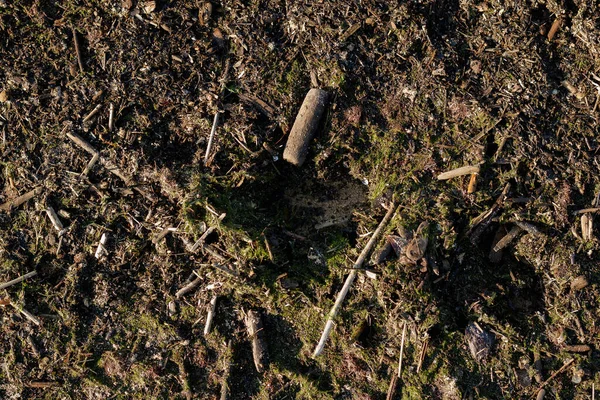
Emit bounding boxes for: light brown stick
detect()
[313,202,398,357]
[72,28,84,73]
[0,187,43,211]
[0,271,38,290]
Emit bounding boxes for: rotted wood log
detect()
[283,88,329,166]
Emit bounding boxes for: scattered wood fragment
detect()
[533,358,574,399]
[570,276,589,291]
[95,233,108,259]
[0,270,38,291]
[46,207,65,236]
[12,302,41,326]
[563,344,591,353]
[72,27,84,73]
[313,201,398,357]
[238,93,276,119]
[547,17,562,41]
[220,341,233,400]
[417,336,428,373]
[283,88,329,166]
[25,382,58,388]
[199,2,213,25]
[581,214,593,241]
[204,112,220,166]
[175,276,202,299]
[493,226,522,252]
[245,310,268,373]
[386,322,407,400]
[437,165,480,180]
[514,221,543,236]
[0,187,43,211]
[469,183,511,244]
[82,104,102,123]
[574,208,600,214]
[108,102,115,131]
[203,295,217,336]
[467,173,478,193]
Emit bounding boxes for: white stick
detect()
[204,295,218,336]
[83,104,102,123]
[313,202,398,357]
[108,102,115,131]
[398,322,407,376]
[46,207,65,236]
[95,233,108,259]
[437,165,480,180]
[204,112,220,165]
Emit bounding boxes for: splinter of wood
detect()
[204,295,217,336]
[283,88,329,166]
[245,310,268,373]
[313,201,398,357]
[0,270,37,291]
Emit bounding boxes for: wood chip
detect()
[570,276,588,292]
[437,165,480,180]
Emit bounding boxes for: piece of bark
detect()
[245,310,268,373]
[283,89,329,166]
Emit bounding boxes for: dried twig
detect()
[313,202,398,357]
[204,295,217,336]
[108,102,115,131]
[437,165,480,180]
[0,187,43,211]
[175,276,202,299]
[46,207,65,236]
[533,358,574,398]
[204,112,220,165]
[245,310,268,373]
[547,17,562,41]
[0,270,37,290]
[82,104,102,123]
[220,341,233,400]
[72,27,84,73]
[493,226,522,252]
[12,302,41,326]
[387,322,408,400]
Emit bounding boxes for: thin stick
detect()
[574,207,600,214]
[175,276,202,299]
[0,271,38,290]
[204,295,217,336]
[81,153,99,176]
[11,302,41,326]
[0,187,43,211]
[417,337,428,373]
[204,112,220,165]
[437,165,480,180]
[534,358,574,398]
[108,102,115,131]
[46,207,65,235]
[82,104,102,123]
[313,202,398,357]
[66,131,99,156]
[398,322,408,376]
[72,27,84,73]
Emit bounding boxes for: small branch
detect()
[66,131,99,156]
[204,112,220,165]
[387,322,408,400]
[72,27,84,73]
[82,104,102,124]
[245,310,268,373]
[533,358,574,398]
[0,270,38,290]
[220,341,233,400]
[46,207,65,236]
[313,202,399,357]
[204,295,217,336]
[0,187,43,211]
[108,102,115,131]
[11,302,41,326]
[175,276,202,299]
[493,226,522,252]
[437,165,480,180]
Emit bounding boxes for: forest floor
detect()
[1,0,600,399]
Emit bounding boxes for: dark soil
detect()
[1,0,600,399]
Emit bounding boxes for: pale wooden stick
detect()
[204,112,219,165]
[175,276,202,299]
[82,104,102,123]
[11,302,41,326]
[437,165,480,180]
[398,322,408,376]
[0,271,37,290]
[313,202,398,357]
[204,295,217,336]
[95,233,108,259]
[245,310,268,373]
[72,27,84,73]
[0,187,42,211]
[534,358,574,398]
[46,207,65,236]
[66,131,99,156]
[108,102,115,131]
